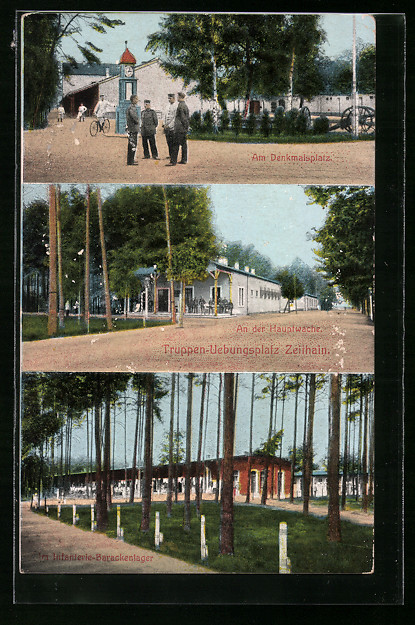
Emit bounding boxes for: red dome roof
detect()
[119,46,136,65]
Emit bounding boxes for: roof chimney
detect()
[244,266,250,273]
[250,268,255,274]
[218,257,228,266]
[234,262,239,270]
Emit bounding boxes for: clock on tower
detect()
[116,42,139,134]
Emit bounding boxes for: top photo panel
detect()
[21,12,375,185]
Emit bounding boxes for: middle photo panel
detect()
[22,183,374,374]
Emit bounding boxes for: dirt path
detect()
[22,309,374,373]
[19,502,213,574]
[23,116,374,185]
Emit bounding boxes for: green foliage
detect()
[275,269,305,303]
[23,14,61,128]
[305,186,375,309]
[47,501,373,573]
[231,111,242,136]
[245,112,257,136]
[202,110,215,133]
[358,45,375,93]
[23,185,218,314]
[273,106,285,135]
[22,314,172,341]
[219,241,276,279]
[313,115,330,134]
[219,109,230,132]
[189,111,202,133]
[295,108,310,134]
[23,12,124,128]
[159,431,185,464]
[260,111,272,137]
[254,431,283,456]
[284,108,299,135]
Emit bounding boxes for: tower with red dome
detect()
[116,42,139,133]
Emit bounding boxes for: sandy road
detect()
[19,501,213,574]
[23,115,375,185]
[22,309,374,373]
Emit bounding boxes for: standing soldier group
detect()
[125,92,189,167]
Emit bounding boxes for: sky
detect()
[23,12,375,66]
[63,373,372,470]
[22,183,326,270]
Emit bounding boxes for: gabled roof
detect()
[211,260,282,287]
[62,63,120,77]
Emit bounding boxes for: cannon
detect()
[329,105,375,134]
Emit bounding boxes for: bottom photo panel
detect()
[20,372,374,576]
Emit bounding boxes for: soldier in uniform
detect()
[168,92,190,166]
[140,99,160,159]
[126,94,140,166]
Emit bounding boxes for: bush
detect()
[245,112,257,136]
[260,111,272,137]
[189,111,202,133]
[284,108,299,134]
[202,110,214,133]
[313,115,330,134]
[296,108,311,134]
[231,111,242,136]
[273,106,285,135]
[219,109,230,133]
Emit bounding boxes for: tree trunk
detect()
[84,185,90,331]
[341,376,351,510]
[95,398,108,531]
[97,187,113,331]
[261,374,276,505]
[245,374,255,504]
[103,393,112,511]
[195,373,207,516]
[56,185,65,327]
[129,389,141,503]
[303,374,316,514]
[184,373,193,531]
[140,375,154,532]
[361,389,369,512]
[288,48,296,110]
[327,374,342,542]
[220,373,235,555]
[47,185,58,336]
[215,373,222,503]
[289,375,300,502]
[167,373,176,517]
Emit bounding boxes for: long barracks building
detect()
[140,258,319,317]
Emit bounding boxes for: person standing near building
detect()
[140,100,159,159]
[126,94,140,166]
[93,94,109,131]
[57,103,65,123]
[163,93,178,162]
[168,92,190,166]
[77,103,87,121]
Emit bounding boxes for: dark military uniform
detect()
[126,102,140,165]
[140,106,159,159]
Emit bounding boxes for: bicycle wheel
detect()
[102,118,110,134]
[89,120,99,137]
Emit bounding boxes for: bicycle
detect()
[89,117,110,136]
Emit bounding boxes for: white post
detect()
[91,504,95,531]
[72,504,76,526]
[279,522,291,574]
[155,511,160,550]
[201,514,208,562]
[57,504,61,519]
[116,504,123,540]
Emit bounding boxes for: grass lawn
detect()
[188,131,375,144]
[41,501,373,574]
[22,314,173,341]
